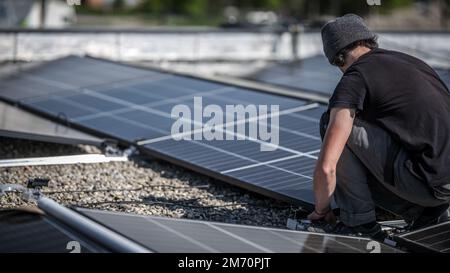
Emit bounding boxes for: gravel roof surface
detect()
[0,137,297,228]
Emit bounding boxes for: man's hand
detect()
[307,210,337,225]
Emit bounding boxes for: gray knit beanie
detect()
[321,14,376,64]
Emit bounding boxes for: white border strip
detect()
[0,154,128,168]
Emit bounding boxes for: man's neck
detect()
[341,46,373,72]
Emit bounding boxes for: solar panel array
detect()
[78,208,401,253]
[396,222,450,253]
[0,56,325,206]
[0,100,102,146]
[249,55,450,95]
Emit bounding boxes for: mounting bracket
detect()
[101,140,137,158]
[0,182,45,202]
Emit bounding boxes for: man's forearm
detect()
[313,163,337,213]
[312,107,354,214]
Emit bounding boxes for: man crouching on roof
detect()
[306,14,450,239]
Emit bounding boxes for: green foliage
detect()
[138,0,208,15]
[84,0,419,15]
[138,0,166,13]
[184,0,208,16]
[379,0,414,11]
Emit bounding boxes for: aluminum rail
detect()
[0,26,285,34]
[0,28,448,34]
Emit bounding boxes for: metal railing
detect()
[0,28,449,67]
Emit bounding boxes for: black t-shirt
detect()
[329,48,450,187]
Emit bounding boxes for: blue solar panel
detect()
[78,208,402,253]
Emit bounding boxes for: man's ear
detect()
[335,53,346,67]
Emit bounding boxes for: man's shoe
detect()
[332,221,387,241]
[409,204,450,230]
[296,220,386,241]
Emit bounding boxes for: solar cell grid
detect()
[18,70,321,161]
[73,86,234,123]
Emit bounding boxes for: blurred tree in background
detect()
[78,0,448,28]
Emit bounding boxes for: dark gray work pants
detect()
[320,112,447,227]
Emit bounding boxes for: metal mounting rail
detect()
[0,153,128,168]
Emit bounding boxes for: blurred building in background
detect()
[0,0,76,28]
[26,0,77,28]
[0,0,34,27]
[0,0,448,78]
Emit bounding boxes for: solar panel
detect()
[437,68,450,89]
[77,208,401,253]
[143,137,319,205]
[248,55,341,96]
[0,56,155,102]
[395,222,450,253]
[0,209,101,253]
[0,101,102,146]
[0,56,325,206]
[248,55,450,95]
